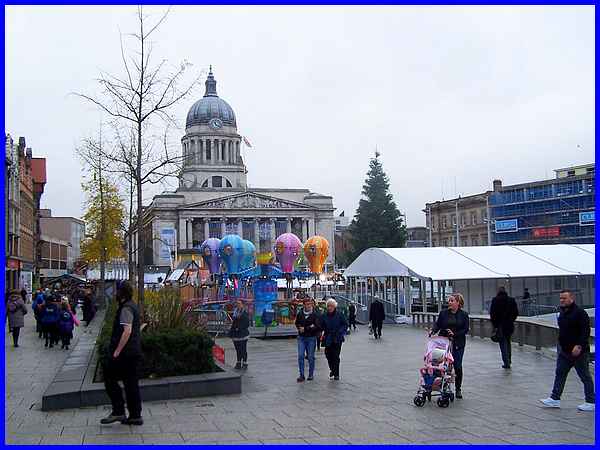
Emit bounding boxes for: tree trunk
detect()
[136,122,144,319]
[99,157,106,309]
[128,174,135,284]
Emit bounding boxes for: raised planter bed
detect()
[42,311,242,411]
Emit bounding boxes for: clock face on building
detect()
[209,118,223,129]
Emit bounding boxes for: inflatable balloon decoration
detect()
[304,236,330,298]
[304,236,329,274]
[199,238,222,275]
[218,235,245,299]
[239,240,257,298]
[274,233,302,299]
[274,233,302,273]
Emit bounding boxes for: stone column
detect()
[308,217,315,237]
[187,219,193,248]
[269,218,276,245]
[286,218,292,234]
[204,219,210,241]
[237,218,243,237]
[253,218,260,248]
[179,217,187,248]
[220,218,226,238]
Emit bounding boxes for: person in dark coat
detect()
[7,290,27,347]
[320,298,347,380]
[32,289,46,338]
[348,302,357,333]
[40,297,60,348]
[58,301,76,350]
[431,293,470,399]
[20,288,28,304]
[295,297,320,382]
[540,289,595,411]
[82,289,96,325]
[101,280,143,425]
[490,287,519,369]
[229,300,250,370]
[369,299,385,339]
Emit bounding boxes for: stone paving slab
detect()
[6,315,596,445]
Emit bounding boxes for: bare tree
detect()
[76,6,202,317]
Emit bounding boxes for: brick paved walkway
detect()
[5,313,595,444]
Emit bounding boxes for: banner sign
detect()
[495,219,518,233]
[579,211,595,226]
[159,228,175,260]
[532,227,560,238]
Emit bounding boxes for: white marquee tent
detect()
[343,244,595,315]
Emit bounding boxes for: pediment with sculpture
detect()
[182,192,314,210]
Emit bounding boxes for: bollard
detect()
[518,323,524,347]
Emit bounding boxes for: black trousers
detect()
[43,323,59,346]
[551,350,595,404]
[316,332,322,350]
[498,335,512,367]
[103,356,142,418]
[371,320,383,337]
[349,317,357,331]
[325,343,342,376]
[61,332,72,348]
[11,327,20,346]
[232,339,248,362]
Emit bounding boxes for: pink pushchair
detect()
[414,334,455,408]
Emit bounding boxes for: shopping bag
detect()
[212,344,225,364]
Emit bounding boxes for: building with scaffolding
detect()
[489,163,595,245]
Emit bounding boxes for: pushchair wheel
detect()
[449,393,455,402]
[413,395,426,407]
[437,397,450,408]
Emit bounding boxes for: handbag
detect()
[491,327,504,343]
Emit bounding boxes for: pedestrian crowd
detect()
[7,285,97,350]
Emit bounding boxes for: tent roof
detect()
[344,244,595,281]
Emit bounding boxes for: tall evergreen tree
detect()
[349,152,407,260]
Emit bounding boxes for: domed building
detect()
[142,68,336,270]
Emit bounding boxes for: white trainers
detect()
[539,397,561,408]
[577,402,595,412]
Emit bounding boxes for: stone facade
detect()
[424,192,490,247]
[142,69,336,268]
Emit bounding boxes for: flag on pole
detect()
[242,136,253,148]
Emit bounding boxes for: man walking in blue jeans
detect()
[295,297,320,382]
[540,289,595,411]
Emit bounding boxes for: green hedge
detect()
[96,292,216,381]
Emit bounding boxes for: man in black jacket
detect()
[369,299,385,339]
[295,297,320,382]
[101,281,143,425]
[490,287,519,369]
[540,289,594,412]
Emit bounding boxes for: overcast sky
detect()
[5,6,595,227]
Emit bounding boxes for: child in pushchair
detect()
[414,330,455,408]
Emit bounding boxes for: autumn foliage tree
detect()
[80,175,125,265]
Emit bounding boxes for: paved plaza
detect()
[5,312,595,445]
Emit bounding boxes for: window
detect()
[567,170,575,177]
[226,179,232,188]
[461,239,468,247]
[442,216,447,229]
[59,261,67,270]
[471,213,477,225]
[451,215,456,226]
[442,239,448,247]
[472,237,478,246]
[212,176,222,188]
[206,141,211,160]
[481,209,487,221]
[201,179,208,188]
[431,216,436,230]
[431,240,437,247]
[586,167,595,174]
[460,214,466,227]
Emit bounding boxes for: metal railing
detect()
[410,311,595,353]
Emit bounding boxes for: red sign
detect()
[6,259,20,270]
[532,227,560,238]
